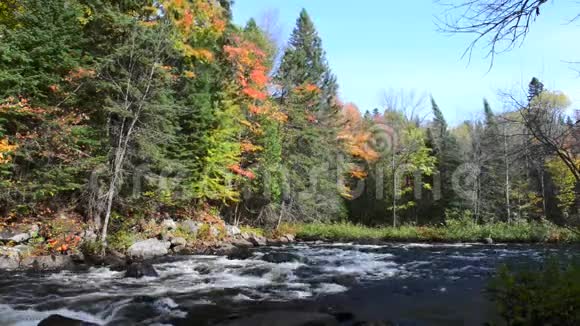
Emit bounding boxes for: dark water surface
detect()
[0,242,577,325]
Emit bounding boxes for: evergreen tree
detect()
[528,77,545,101]
[275,9,346,221]
[429,98,462,219]
[479,99,506,221]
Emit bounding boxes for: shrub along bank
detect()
[294,220,579,243]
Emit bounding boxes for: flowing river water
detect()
[0,242,578,325]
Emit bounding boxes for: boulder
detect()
[170,237,187,247]
[283,234,295,242]
[0,255,19,270]
[13,244,32,256]
[22,255,74,271]
[225,225,241,237]
[125,262,159,278]
[0,245,35,270]
[0,231,32,244]
[10,233,31,243]
[127,238,171,260]
[247,235,267,247]
[181,220,202,235]
[262,252,305,264]
[172,245,187,254]
[161,218,177,230]
[226,248,254,260]
[103,251,126,270]
[81,229,98,243]
[216,311,339,326]
[194,264,211,275]
[216,243,237,256]
[484,236,493,245]
[231,238,253,248]
[38,314,99,326]
[0,231,15,243]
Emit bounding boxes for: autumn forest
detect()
[0,0,579,247]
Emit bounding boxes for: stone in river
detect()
[38,314,99,326]
[124,262,159,278]
[216,311,339,326]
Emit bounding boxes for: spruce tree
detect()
[480,99,505,221]
[274,9,346,221]
[430,98,462,219]
[528,77,545,101]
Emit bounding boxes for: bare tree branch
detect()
[437,0,551,67]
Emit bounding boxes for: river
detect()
[0,242,577,325]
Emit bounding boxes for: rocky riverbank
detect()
[0,217,296,272]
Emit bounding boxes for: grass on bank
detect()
[293,219,579,243]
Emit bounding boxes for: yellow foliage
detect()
[0,138,18,164]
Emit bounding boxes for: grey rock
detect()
[262,252,305,264]
[170,237,187,247]
[161,218,177,230]
[127,238,171,260]
[125,262,159,278]
[0,231,16,242]
[484,236,493,245]
[0,256,20,270]
[217,243,237,255]
[266,238,282,246]
[172,245,186,254]
[225,225,241,237]
[216,311,339,326]
[38,314,99,326]
[181,220,202,235]
[10,233,31,243]
[248,235,267,247]
[231,238,254,248]
[13,245,32,256]
[227,248,254,260]
[22,255,73,271]
[283,234,295,242]
[81,229,98,242]
[194,264,211,275]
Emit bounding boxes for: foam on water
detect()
[0,304,107,326]
[0,242,575,325]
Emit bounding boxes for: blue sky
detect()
[233,1,580,125]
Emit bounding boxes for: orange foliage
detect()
[339,103,379,163]
[242,87,267,101]
[162,0,225,61]
[64,67,96,83]
[227,164,256,180]
[224,36,270,103]
[350,166,368,179]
